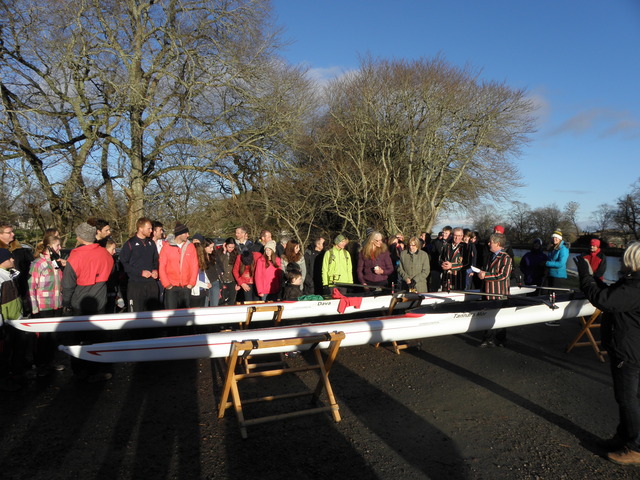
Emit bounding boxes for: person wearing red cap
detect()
[583,238,607,281]
[491,225,514,265]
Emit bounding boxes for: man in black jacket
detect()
[119,217,159,312]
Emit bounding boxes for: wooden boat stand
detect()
[217,331,346,439]
[239,305,285,373]
[240,305,284,330]
[374,293,423,354]
[565,309,607,362]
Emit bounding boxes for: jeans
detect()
[207,280,221,307]
[611,354,640,451]
[164,286,191,309]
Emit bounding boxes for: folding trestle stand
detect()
[239,305,286,373]
[217,331,346,439]
[374,293,423,354]
[566,308,607,362]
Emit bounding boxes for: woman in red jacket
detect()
[233,249,257,303]
[253,240,283,301]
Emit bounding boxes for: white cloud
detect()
[548,108,640,139]
[527,89,552,129]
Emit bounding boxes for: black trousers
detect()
[127,280,160,312]
[164,286,191,309]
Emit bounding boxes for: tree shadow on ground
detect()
[95,359,201,479]
[407,348,604,455]
[215,350,469,480]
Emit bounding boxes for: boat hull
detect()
[11,287,534,333]
[60,294,595,363]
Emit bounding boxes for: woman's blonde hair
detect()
[361,231,387,260]
[623,242,640,273]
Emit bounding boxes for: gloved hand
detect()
[574,255,593,278]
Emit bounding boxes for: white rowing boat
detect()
[60,293,594,363]
[10,286,535,333]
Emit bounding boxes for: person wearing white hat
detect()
[546,229,569,286]
[544,229,569,326]
[254,240,282,301]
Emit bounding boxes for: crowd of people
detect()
[4,217,640,468]
[0,219,595,386]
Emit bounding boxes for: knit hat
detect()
[174,223,189,236]
[75,222,96,243]
[493,225,505,234]
[551,229,563,240]
[192,233,204,243]
[0,248,13,264]
[533,238,543,246]
[264,240,277,253]
[334,234,347,245]
[241,250,254,265]
[590,238,601,248]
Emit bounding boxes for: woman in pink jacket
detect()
[253,240,283,301]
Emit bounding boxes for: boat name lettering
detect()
[317,302,333,306]
[453,311,487,318]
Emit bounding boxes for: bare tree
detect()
[506,201,532,244]
[528,204,570,243]
[1,0,312,233]
[589,203,614,234]
[296,56,535,237]
[614,181,640,241]
[470,205,501,240]
[563,201,581,238]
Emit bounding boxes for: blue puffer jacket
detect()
[546,242,569,279]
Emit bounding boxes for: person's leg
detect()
[164,287,179,310]
[607,357,640,464]
[208,281,221,307]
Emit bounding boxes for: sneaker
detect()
[607,447,640,465]
[545,321,560,326]
[479,340,495,348]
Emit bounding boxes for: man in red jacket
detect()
[62,222,115,381]
[583,238,607,281]
[159,223,198,309]
[63,222,114,315]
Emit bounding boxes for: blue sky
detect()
[271,0,640,231]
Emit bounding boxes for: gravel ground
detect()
[1,310,639,480]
